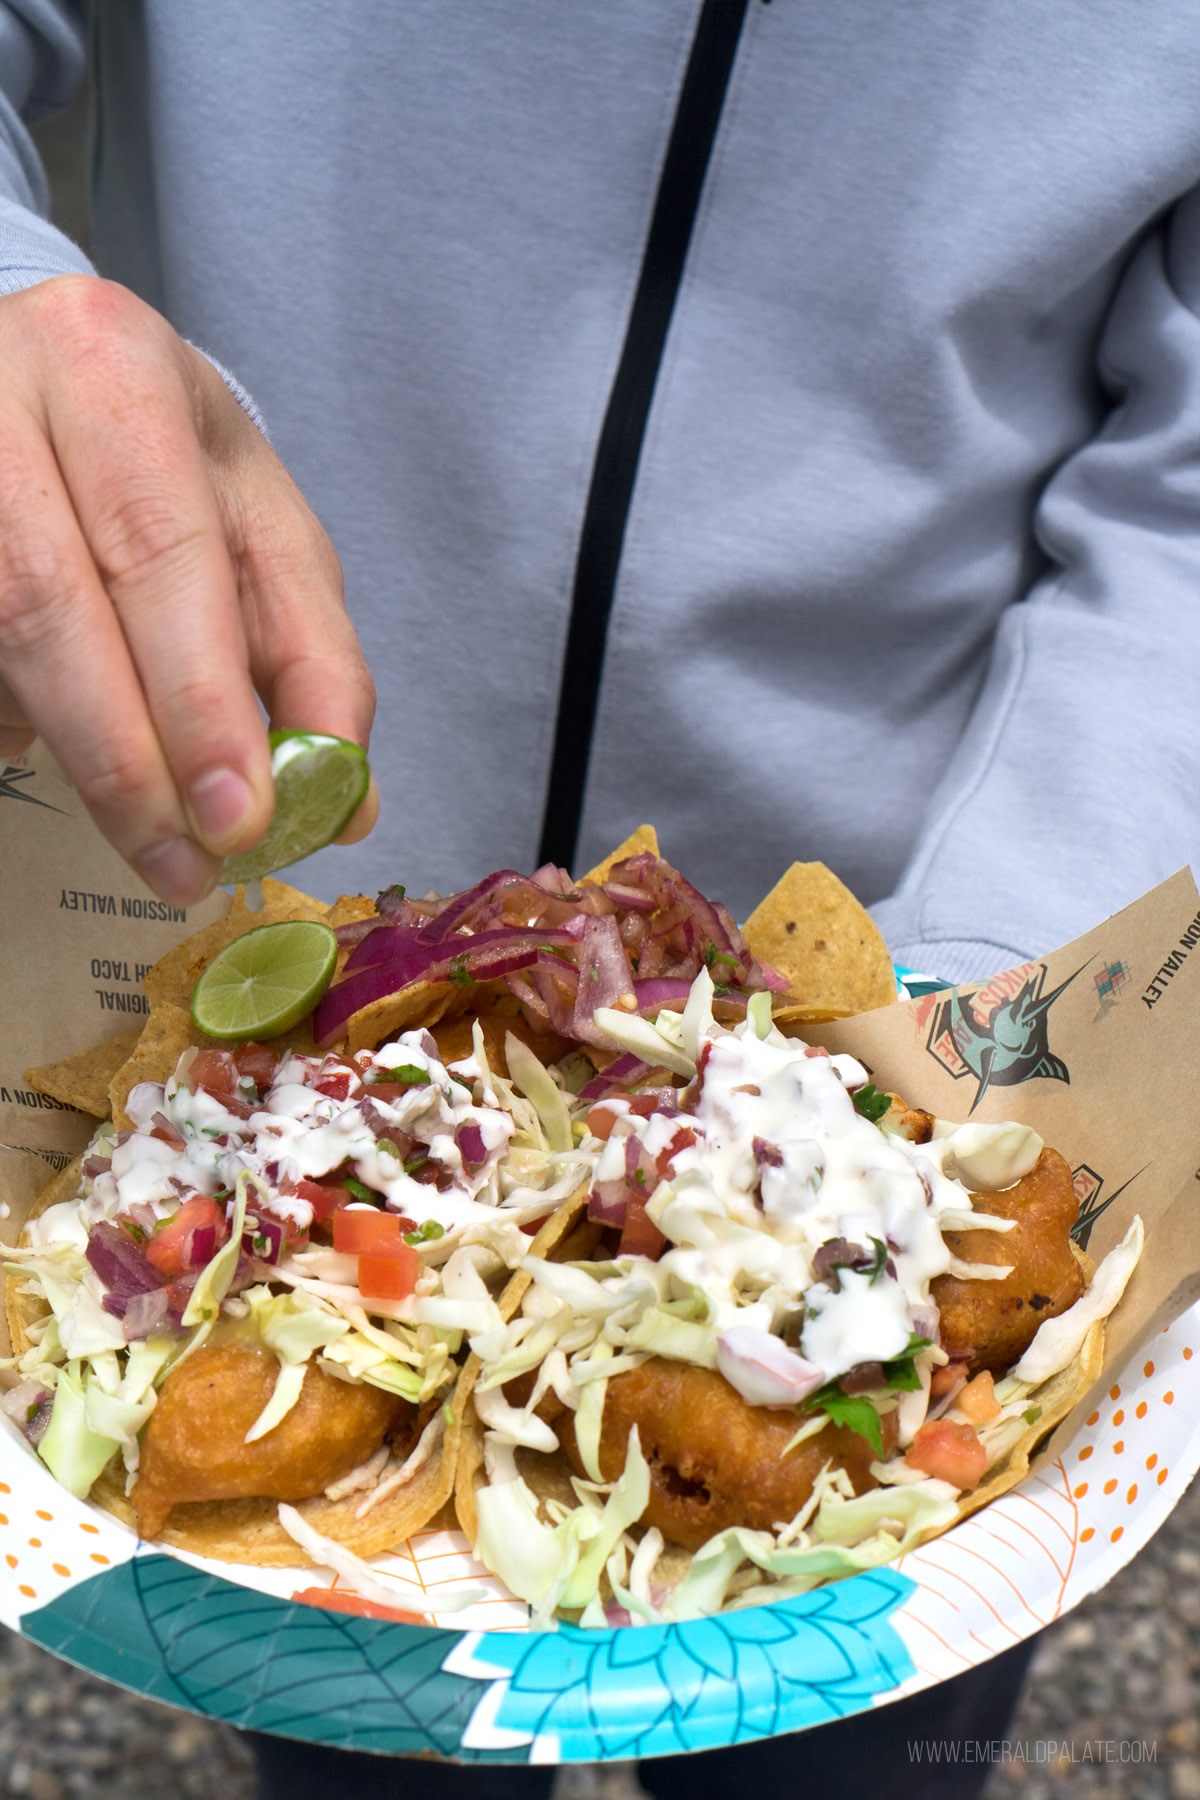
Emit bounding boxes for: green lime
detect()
[221,730,371,885]
[191,919,339,1040]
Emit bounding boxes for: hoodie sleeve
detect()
[0,1,94,288]
[872,192,1200,987]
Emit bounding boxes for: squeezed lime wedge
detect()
[190,919,338,1039]
[221,730,370,885]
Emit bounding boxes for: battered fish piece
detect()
[559,1360,894,1552]
[932,1147,1085,1376]
[131,1343,412,1539]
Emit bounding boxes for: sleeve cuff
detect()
[887,936,1033,988]
[190,344,270,443]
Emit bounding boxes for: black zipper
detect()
[536,0,752,872]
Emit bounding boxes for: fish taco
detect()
[455,972,1142,1625]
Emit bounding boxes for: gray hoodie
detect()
[2,1,1197,981]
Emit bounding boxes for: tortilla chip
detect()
[581,825,659,886]
[108,1004,198,1125]
[24,1029,142,1118]
[325,893,377,932]
[345,982,454,1055]
[742,862,897,1015]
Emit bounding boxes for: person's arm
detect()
[0,2,377,904]
[872,193,1200,986]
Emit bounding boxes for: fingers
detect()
[197,360,378,846]
[0,277,380,900]
[37,283,274,861]
[0,408,221,901]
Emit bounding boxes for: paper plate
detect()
[2,970,1194,1763]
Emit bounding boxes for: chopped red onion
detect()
[716,1327,826,1408]
[124,1082,166,1131]
[87,1222,167,1312]
[123,1288,170,1340]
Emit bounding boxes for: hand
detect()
[0,275,377,903]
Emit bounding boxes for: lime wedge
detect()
[191,919,338,1040]
[221,730,370,885]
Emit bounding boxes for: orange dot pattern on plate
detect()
[35,1511,52,1522]
[1109,1384,1121,1401]
[1081,1527,1095,1542]
[1113,1409,1125,1427]
[17,1585,34,1599]
[1086,1411,1100,1427]
[52,1565,69,1578]
[1158,1468,1169,1485]
[1147,1454,1159,1470]
[1103,1479,1118,1496]
[1113,1440,1125,1455]
[4,1555,16,1570]
[89,1553,109,1566]
[1184,1348,1193,1362]
[1163,1391,1175,1405]
[79,1523,99,1535]
[1078,1445,1093,1461]
[27,1539,40,1550]
[1136,1402,1147,1419]
[1110,1527,1124,1544]
[1074,1483,1089,1499]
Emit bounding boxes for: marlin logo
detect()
[0,763,66,813]
[925,962,1085,1112]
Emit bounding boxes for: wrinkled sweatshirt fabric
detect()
[0,0,1197,984]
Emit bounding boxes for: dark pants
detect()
[250,1636,1035,1800]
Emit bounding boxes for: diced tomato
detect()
[296,1178,354,1222]
[188,1048,239,1095]
[358,1243,419,1301]
[617,1193,666,1261]
[232,1043,280,1089]
[586,1102,626,1140]
[146,1195,229,1279]
[519,1213,550,1236]
[200,1084,255,1120]
[332,1209,403,1254]
[957,1371,1002,1424]
[360,1081,412,1105]
[290,1586,426,1625]
[628,1093,662,1117]
[930,1362,968,1398]
[149,1120,186,1148]
[313,1070,354,1100]
[906,1420,988,1490]
[656,1124,697,1178]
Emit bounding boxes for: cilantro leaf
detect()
[801,1387,885,1458]
[448,953,476,989]
[852,1084,892,1123]
[371,1063,430,1087]
[403,1218,446,1246]
[343,1176,380,1203]
[882,1333,933,1390]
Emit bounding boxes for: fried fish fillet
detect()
[557,1360,895,1552]
[932,1147,1086,1375]
[131,1343,412,1539]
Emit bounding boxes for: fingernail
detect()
[135,836,217,907]
[187,766,255,849]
